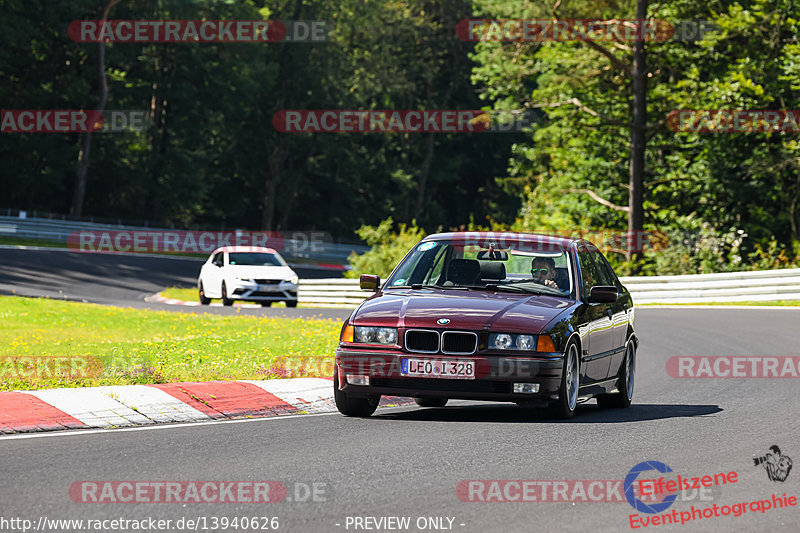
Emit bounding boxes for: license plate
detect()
[401,358,475,379]
[257,286,278,292]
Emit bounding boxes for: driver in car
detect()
[531,257,559,290]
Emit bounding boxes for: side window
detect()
[212,253,224,267]
[593,252,621,289]
[577,250,600,296]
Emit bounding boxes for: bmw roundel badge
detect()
[437,318,450,325]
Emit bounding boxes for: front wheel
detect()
[547,340,580,419]
[415,397,448,408]
[333,368,380,417]
[199,282,211,305]
[286,300,298,308]
[597,341,635,409]
[221,282,233,306]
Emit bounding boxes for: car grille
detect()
[254,279,281,284]
[371,377,510,394]
[405,330,439,353]
[404,329,478,354]
[441,331,478,354]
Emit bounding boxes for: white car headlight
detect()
[238,277,252,282]
[285,275,299,284]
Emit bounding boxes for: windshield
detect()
[385,239,573,297]
[227,252,285,266]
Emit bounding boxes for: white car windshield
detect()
[227,252,285,266]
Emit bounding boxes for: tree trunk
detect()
[627,0,648,268]
[414,132,435,222]
[71,0,120,218]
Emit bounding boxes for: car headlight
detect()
[238,277,251,282]
[285,275,299,284]
[354,326,398,345]
[489,333,536,351]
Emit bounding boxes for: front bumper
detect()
[228,280,298,302]
[335,348,564,403]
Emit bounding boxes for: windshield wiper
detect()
[460,284,539,294]
[409,283,467,290]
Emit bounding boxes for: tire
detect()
[414,397,448,408]
[546,339,580,419]
[221,282,234,306]
[333,367,379,417]
[286,300,298,308]
[261,302,272,307]
[199,282,211,305]
[597,340,635,409]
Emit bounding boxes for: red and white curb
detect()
[0,378,412,434]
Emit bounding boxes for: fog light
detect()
[346,374,370,386]
[513,383,539,394]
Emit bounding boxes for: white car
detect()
[198,246,299,307]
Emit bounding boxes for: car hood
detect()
[353,288,575,334]
[224,265,296,279]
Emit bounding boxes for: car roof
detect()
[421,231,579,248]
[211,246,279,254]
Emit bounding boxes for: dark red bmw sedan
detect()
[334,232,638,419]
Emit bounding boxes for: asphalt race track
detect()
[0,247,351,320]
[1,274,799,532]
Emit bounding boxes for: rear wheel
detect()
[333,367,380,417]
[546,340,580,419]
[414,397,448,408]
[597,341,635,408]
[221,282,233,306]
[260,302,272,307]
[199,282,211,305]
[286,300,298,308]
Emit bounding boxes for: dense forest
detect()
[1,0,799,273]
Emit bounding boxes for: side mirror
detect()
[588,285,618,303]
[360,274,380,292]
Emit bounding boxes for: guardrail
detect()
[298,268,800,307]
[0,215,367,266]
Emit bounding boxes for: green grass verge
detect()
[0,296,341,391]
[161,286,201,302]
[0,236,67,248]
[639,300,800,306]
